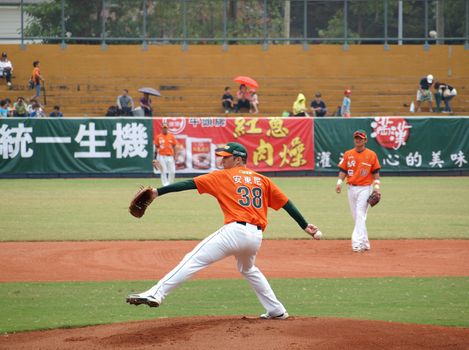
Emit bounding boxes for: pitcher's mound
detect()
[2,316,469,350]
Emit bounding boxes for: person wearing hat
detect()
[0,52,13,88]
[336,130,381,252]
[341,89,352,117]
[153,122,177,186]
[416,74,434,112]
[127,141,322,319]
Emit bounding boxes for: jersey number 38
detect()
[237,186,263,209]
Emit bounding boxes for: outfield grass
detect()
[1,277,468,333]
[0,177,468,241]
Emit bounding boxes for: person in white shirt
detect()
[0,52,13,87]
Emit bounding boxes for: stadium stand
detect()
[0,45,468,117]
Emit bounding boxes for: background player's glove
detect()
[367,191,381,207]
[129,186,156,218]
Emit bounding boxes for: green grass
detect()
[0,177,468,241]
[1,277,468,333]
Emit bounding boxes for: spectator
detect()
[250,89,259,114]
[292,93,309,116]
[0,100,8,117]
[4,98,14,117]
[31,60,45,99]
[221,86,234,114]
[234,84,251,113]
[310,92,327,117]
[117,89,134,116]
[341,89,352,117]
[140,93,153,116]
[105,105,119,116]
[416,74,433,112]
[0,52,13,87]
[14,97,29,117]
[30,102,45,118]
[434,81,457,114]
[49,105,63,117]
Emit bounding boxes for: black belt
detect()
[236,221,262,230]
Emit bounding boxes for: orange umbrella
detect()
[233,76,259,89]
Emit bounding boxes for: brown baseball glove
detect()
[129,186,156,218]
[367,191,381,207]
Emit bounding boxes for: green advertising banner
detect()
[314,117,469,172]
[0,118,154,175]
[1,117,468,176]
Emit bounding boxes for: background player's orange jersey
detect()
[338,148,380,186]
[155,133,177,156]
[194,166,288,231]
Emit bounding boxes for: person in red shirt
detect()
[153,122,177,186]
[336,130,381,252]
[127,142,322,319]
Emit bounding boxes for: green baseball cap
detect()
[216,142,248,160]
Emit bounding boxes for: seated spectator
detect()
[341,89,352,117]
[30,102,45,118]
[106,105,119,116]
[117,89,134,116]
[416,74,433,112]
[13,97,28,117]
[250,89,259,114]
[0,100,8,117]
[234,84,251,113]
[434,81,457,114]
[221,86,234,114]
[49,105,63,117]
[0,52,13,87]
[140,93,153,116]
[310,92,327,117]
[292,93,309,116]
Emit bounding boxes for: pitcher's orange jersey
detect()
[338,148,380,186]
[194,166,288,231]
[155,133,177,156]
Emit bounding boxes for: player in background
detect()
[336,130,381,252]
[127,142,322,319]
[153,122,177,186]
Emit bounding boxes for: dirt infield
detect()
[1,239,468,349]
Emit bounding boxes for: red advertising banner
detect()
[153,117,314,173]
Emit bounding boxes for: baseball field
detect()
[0,177,468,349]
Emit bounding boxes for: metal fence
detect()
[2,0,468,49]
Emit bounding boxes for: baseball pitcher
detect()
[127,142,321,319]
[336,130,381,252]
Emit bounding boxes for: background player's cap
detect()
[353,129,367,139]
[162,122,168,128]
[216,142,248,160]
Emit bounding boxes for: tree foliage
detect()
[23,0,467,44]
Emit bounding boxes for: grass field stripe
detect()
[35,137,71,143]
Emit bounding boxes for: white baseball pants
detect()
[157,155,176,186]
[347,185,372,250]
[141,222,287,316]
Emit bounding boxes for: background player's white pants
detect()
[141,222,287,316]
[157,155,176,186]
[347,185,372,250]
